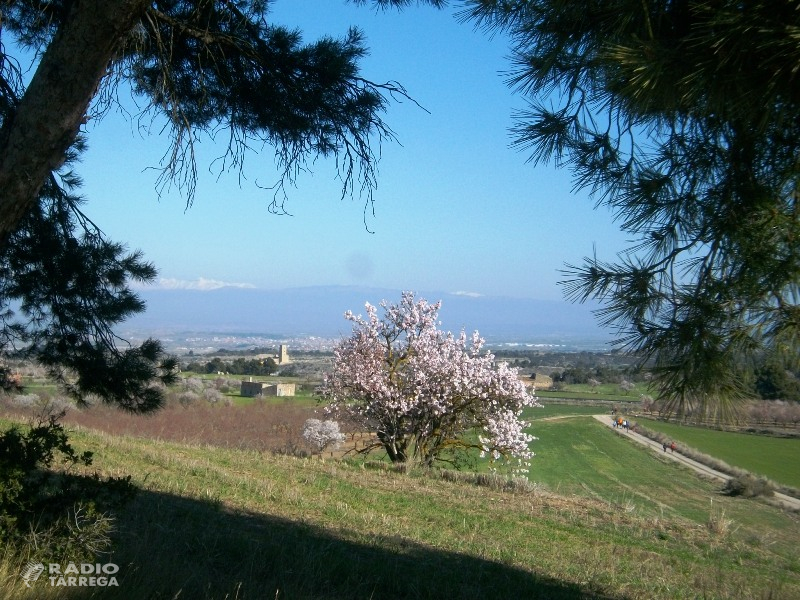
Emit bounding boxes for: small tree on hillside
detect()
[320,292,540,468]
[302,419,346,455]
[640,394,655,413]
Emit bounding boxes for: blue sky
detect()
[74,1,629,303]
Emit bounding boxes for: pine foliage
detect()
[463,0,800,419]
[0,0,437,407]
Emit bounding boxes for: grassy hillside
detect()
[2,416,799,599]
[525,417,795,524]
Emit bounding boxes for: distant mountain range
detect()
[122,285,613,348]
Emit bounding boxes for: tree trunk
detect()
[377,431,407,463]
[0,0,150,246]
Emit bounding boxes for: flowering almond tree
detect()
[320,292,540,467]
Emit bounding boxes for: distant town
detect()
[121,330,611,357]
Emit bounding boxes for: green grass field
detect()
[526,403,609,419]
[3,410,799,599]
[537,388,641,403]
[231,391,318,407]
[528,417,759,522]
[636,418,800,489]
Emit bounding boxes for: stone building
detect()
[278,344,290,365]
[240,379,296,398]
[254,344,290,366]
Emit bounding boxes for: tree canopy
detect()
[321,292,538,467]
[462,0,800,418]
[0,0,440,409]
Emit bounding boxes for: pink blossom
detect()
[320,292,540,466]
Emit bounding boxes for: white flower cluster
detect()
[302,418,346,453]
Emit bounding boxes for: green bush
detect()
[0,413,135,561]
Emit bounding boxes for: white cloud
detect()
[451,291,483,298]
[153,277,256,291]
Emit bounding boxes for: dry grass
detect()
[1,400,318,454]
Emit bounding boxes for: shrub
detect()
[184,377,205,393]
[706,501,735,538]
[11,393,39,408]
[0,413,135,561]
[203,388,224,404]
[178,391,200,407]
[723,474,774,498]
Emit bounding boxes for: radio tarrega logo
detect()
[20,562,45,587]
[21,562,120,588]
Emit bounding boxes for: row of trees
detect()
[640,395,800,428]
[553,365,651,386]
[554,362,800,403]
[753,363,800,403]
[184,357,277,377]
[747,401,800,427]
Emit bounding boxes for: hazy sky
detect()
[75,1,629,302]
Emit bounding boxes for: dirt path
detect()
[592,414,800,511]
